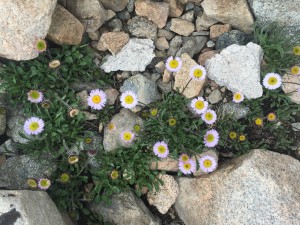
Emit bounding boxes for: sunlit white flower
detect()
[87,89,107,110]
[178,159,196,175]
[198,155,218,173]
[165,56,182,73]
[204,129,219,148]
[120,91,138,109]
[201,109,217,125]
[263,73,282,90]
[190,97,208,114]
[232,92,244,103]
[120,131,135,143]
[189,65,206,81]
[23,117,45,135]
[153,141,169,158]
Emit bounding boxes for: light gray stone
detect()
[105,88,119,105]
[127,0,136,12]
[0,190,68,225]
[90,191,161,225]
[247,0,300,38]
[176,36,208,57]
[167,36,183,56]
[170,18,195,36]
[180,10,195,22]
[6,116,29,144]
[128,16,158,40]
[120,74,160,106]
[0,0,57,60]
[218,102,250,120]
[66,0,107,32]
[282,74,300,104]
[0,107,6,135]
[208,89,222,104]
[99,0,128,12]
[0,155,56,189]
[103,109,143,152]
[206,42,263,99]
[101,39,155,72]
[201,0,254,33]
[175,149,300,225]
[147,174,179,214]
[157,29,175,41]
[292,123,300,132]
[155,37,169,50]
[0,139,18,156]
[77,90,89,110]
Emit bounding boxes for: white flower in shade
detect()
[290,66,300,75]
[34,38,47,53]
[190,97,208,114]
[38,178,51,190]
[120,91,138,109]
[87,89,107,110]
[189,65,206,81]
[204,129,219,148]
[165,56,182,73]
[201,109,217,125]
[178,153,189,163]
[24,117,45,135]
[198,155,218,173]
[178,159,196,175]
[120,131,135,143]
[233,92,244,103]
[27,90,43,103]
[153,141,169,158]
[263,73,282,90]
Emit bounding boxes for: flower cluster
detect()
[27,178,51,190]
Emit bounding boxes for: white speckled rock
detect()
[206,42,263,99]
[201,0,254,33]
[282,74,300,104]
[0,0,57,60]
[174,53,206,98]
[247,0,300,38]
[175,149,300,225]
[90,191,161,225]
[0,190,67,225]
[101,39,155,72]
[147,174,179,214]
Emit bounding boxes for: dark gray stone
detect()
[176,36,208,57]
[215,30,254,50]
[167,36,183,56]
[118,9,131,20]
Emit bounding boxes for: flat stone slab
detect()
[206,42,263,99]
[0,190,67,225]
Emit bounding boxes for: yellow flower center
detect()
[40,180,49,187]
[239,135,246,141]
[111,170,119,179]
[181,155,189,162]
[255,118,263,126]
[234,93,241,100]
[195,100,204,110]
[108,123,115,131]
[150,108,158,116]
[29,91,40,99]
[206,134,215,142]
[168,118,176,126]
[169,59,179,69]
[125,95,134,104]
[267,113,276,121]
[29,122,39,131]
[27,179,37,188]
[157,145,166,154]
[193,69,203,78]
[183,163,191,170]
[134,124,141,132]
[92,95,101,104]
[293,46,300,55]
[291,66,299,75]
[123,132,132,141]
[36,39,47,51]
[268,77,278,85]
[60,173,70,183]
[68,156,79,164]
[229,132,237,139]
[205,112,213,121]
[203,159,212,168]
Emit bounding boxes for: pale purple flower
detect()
[153,141,169,158]
[190,97,208,114]
[27,90,43,103]
[232,92,244,103]
[38,178,51,190]
[165,56,182,73]
[87,89,107,110]
[204,129,219,148]
[178,153,189,163]
[120,131,135,143]
[201,109,217,125]
[263,73,282,90]
[189,65,206,81]
[120,91,138,109]
[198,155,218,173]
[24,117,45,135]
[178,159,196,175]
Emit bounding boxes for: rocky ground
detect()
[0,0,300,225]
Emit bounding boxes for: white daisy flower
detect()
[189,65,206,81]
[198,155,218,173]
[201,109,217,125]
[120,91,138,109]
[23,117,45,135]
[263,73,282,90]
[232,92,244,103]
[190,97,208,114]
[87,89,107,110]
[165,56,182,73]
[27,90,43,103]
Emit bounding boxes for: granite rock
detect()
[128,16,158,40]
[215,30,253,50]
[99,0,128,12]
[97,32,129,55]
[170,18,195,36]
[176,36,207,57]
[0,0,57,60]
[208,89,222,104]
[206,42,263,99]
[175,149,300,225]
[282,74,300,104]
[168,36,183,56]
[101,38,155,72]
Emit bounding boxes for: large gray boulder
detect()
[0,0,57,60]
[90,191,161,225]
[0,190,68,225]
[175,149,300,225]
[206,42,263,99]
[247,0,300,38]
